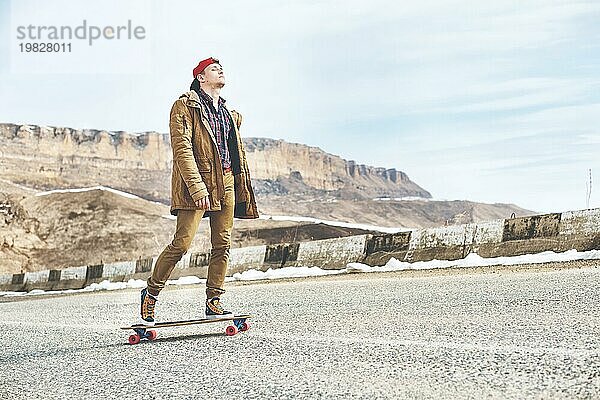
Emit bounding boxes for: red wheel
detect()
[147,330,158,341]
[128,334,141,345]
[239,322,250,332]
[225,325,238,336]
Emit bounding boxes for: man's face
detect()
[199,62,225,87]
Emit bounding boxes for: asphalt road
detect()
[1,265,599,399]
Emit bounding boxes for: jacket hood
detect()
[179,90,201,108]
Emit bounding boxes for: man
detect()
[139,57,259,325]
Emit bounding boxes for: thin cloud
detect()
[0,0,599,213]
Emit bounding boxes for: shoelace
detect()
[143,297,156,318]
[208,299,223,313]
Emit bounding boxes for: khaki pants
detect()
[147,170,234,299]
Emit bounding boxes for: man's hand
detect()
[195,195,210,210]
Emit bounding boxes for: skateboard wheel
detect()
[239,322,250,332]
[225,325,238,336]
[128,334,141,345]
[147,330,158,341]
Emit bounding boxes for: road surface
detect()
[1,264,599,399]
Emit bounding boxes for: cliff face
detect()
[1,123,171,170]
[0,124,431,201]
[245,138,430,199]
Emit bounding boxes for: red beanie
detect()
[193,57,220,78]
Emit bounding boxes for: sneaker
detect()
[205,297,233,319]
[140,288,157,326]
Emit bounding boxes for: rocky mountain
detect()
[0,123,430,203]
[0,123,533,274]
[245,138,431,200]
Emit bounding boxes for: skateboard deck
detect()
[121,314,251,345]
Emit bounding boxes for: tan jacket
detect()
[168,90,259,219]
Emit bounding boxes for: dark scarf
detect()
[187,79,241,175]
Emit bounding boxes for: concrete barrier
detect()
[263,243,298,269]
[557,209,600,252]
[470,219,506,257]
[406,224,476,262]
[61,266,87,281]
[190,252,210,268]
[1,273,25,292]
[1,207,599,292]
[175,253,192,270]
[295,235,368,270]
[86,264,104,285]
[230,245,267,274]
[0,273,12,286]
[472,220,505,243]
[102,261,136,281]
[135,257,153,274]
[487,213,565,257]
[22,270,50,291]
[56,266,87,290]
[364,231,411,266]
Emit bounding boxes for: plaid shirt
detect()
[197,88,232,170]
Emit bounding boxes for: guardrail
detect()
[1,208,598,292]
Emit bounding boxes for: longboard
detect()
[121,314,251,345]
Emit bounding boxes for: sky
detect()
[0,0,599,214]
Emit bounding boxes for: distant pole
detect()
[586,169,592,209]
